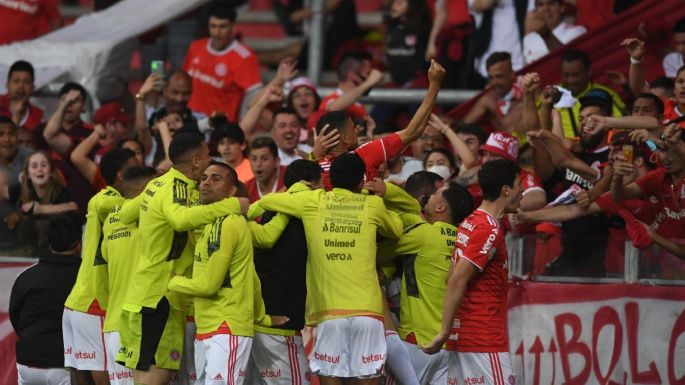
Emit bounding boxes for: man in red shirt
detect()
[0,60,43,132]
[183,4,262,120]
[315,60,446,190]
[422,159,522,385]
[0,0,61,44]
[245,136,285,203]
[319,52,384,122]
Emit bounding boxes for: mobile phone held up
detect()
[151,60,165,91]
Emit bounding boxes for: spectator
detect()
[384,0,431,86]
[467,0,528,87]
[41,82,97,210]
[10,211,82,385]
[384,149,425,185]
[91,101,133,161]
[245,136,286,203]
[183,3,262,120]
[0,0,61,44]
[287,76,320,143]
[464,52,523,135]
[409,121,445,163]
[556,49,626,141]
[523,0,586,64]
[425,0,473,89]
[319,52,384,122]
[663,16,685,78]
[452,122,486,175]
[0,168,30,255]
[0,60,44,132]
[214,120,254,183]
[271,107,313,166]
[16,127,36,150]
[649,77,674,99]
[118,138,145,166]
[0,116,32,192]
[424,148,457,181]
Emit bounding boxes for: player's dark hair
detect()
[58,82,87,100]
[249,136,279,158]
[634,93,665,115]
[123,165,156,182]
[100,148,136,185]
[649,76,674,94]
[479,159,520,201]
[284,159,322,188]
[485,52,511,70]
[208,3,237,22]
[47,211,84,253]
[404,171,443,201]
[330,153,365,191]
[316,111,351,136]
[561,49,591,70]
[8,60,34,82]
[117,137,145,152]
[207,160,238,187]
[169,133,205,165]
[453,122,486,146]
[442,182,474,225]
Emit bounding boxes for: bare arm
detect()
[70,124,105,184]
[239,85,283,141]
[471,0,496,12]
[519,189,547,212]
[621,38,649,96]
[513,202,602,224]
[517,73,542,133]
[155,119,173,173]
[396,60,446,144]
[428,114,476,169]
[43,90,81,155]
[134,74,163,156]
[610,160,643,202]
[462,95,491,125]
[32,201,79,215]
[648,230,685,260]
[426,0,447,60]
[588,115,660,132]
[326,69,384,112]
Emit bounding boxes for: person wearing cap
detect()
[465,131,546,212]
[528,89,613,277]
[555,49,626,140]
[464,52,524,136]
[214,121,254,183]
[522,0,586,65]
[92,101,134,158]
[0,60,44,133]
[288,76,320,130]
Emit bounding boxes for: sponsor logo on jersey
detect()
[461,221,475,232]
[480,229,498,256]
[457,233,470,246]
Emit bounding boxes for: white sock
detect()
[385,331,420,385]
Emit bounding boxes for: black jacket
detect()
[9,253,80,367]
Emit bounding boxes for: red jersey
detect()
[635,167,685,239]
[0,0,59,44]
[245,166,286,203]
[661,98,685,129]
[319,89,368,121]
[447,209,508,353]
[318,133,405,190]
[183,38,262,120]
[0,94,44,132]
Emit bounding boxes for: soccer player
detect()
[247,159,324,385]
[183,3,262,119]
[168,161,280,385]
[422,159,522,385]
[62,148,137,385]
[101,166,157,385]
[378,182,473,385]
[257,153,403,384]
[116,133,248,385]
[314,60,446,190]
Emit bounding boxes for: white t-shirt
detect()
[278,144,313,166]
[663,52,684,78]
[523,21,586,64]
[469,0,532,77]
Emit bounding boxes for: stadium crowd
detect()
[4,1,685,385]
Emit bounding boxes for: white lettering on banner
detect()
[507,284,685,385]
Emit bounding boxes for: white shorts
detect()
[196,333,253,385]
[171,319,198,385]
[447,352,515,385]
[309,316,386,378]
[246,332,310,385]
[17,364,70,385]
[62,308,107,371]
[403,341,448,385]
[104,332,133,385]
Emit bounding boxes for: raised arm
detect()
[425,0,447,60]
[536,129,600,182]
[587,115,660,132]
[134,74,163,156]
[396,60,446,144]
[239,84,283,141]
[621,38,649,96]
[517,73,542,133]
[44,90,81,154]
[326,69,384,112]
[70,124,106,185]
[610,159,643,202]
[428,114,477,170]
